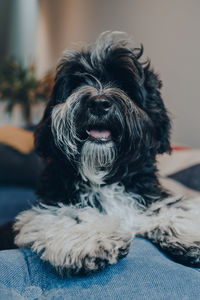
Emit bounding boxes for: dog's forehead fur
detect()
[56,31,146,103]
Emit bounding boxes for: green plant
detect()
[0,59,54,126]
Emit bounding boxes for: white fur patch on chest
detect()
[76,182,145,231]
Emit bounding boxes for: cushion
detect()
[0,238,200,299]
[158,148,200,198]
[0,187,36,226]
[0,125,34,154]
[0,144,44,188]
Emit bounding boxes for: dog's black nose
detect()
[88,98,112,115]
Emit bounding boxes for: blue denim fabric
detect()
[0,238,200,300]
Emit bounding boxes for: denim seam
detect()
[21,249,33,287]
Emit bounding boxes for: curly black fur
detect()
[35,32,171,207]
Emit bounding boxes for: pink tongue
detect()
[89,130,111,139]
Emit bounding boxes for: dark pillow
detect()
[169,163,200,192]
[0,143,44,188]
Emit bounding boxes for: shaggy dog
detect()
[13,32,200,274]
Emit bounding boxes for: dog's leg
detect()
[14,204,133,274]
[138,197,200,266]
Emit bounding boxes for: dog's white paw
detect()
[39,218,132,275]
[66,230,132,274]
[14,205,133,274]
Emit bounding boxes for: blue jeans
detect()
[0,238,200,300]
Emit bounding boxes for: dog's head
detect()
[35,32,171,184]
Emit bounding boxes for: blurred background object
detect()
[0,59,54,127]
[0,0,200,145]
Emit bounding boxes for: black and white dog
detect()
[14,32,200,274]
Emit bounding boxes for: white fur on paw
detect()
[63,229,132,274]
[14,205,133,274]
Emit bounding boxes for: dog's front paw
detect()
[46,223,133,275]
[39,217,132,275]
[14,206,133,275]
[75,230,132,274]
[159,241,200,267]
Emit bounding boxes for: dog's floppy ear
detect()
[143,66,171,154]
[34,99,53,159]
[34,74,69,158]
[34,52,83,158]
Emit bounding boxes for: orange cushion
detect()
[0,126,34,154]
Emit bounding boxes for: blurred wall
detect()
[0,0,39,127]
[8,0,38,66]
[0,0,38,66]
[1,0,200,148]
[0,0,12,67]
[35,0,93,77]
[35,0,200,148]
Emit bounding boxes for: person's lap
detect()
[0,238,200,300]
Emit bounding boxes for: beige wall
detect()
[2,0,199,147]
[35,0,200,148]
[35,0,93,77]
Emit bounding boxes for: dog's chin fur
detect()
[13,31,200,275]
[80,140,116,185]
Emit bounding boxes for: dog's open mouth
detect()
[86,129,112,142]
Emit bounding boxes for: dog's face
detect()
[35,32,171,184]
